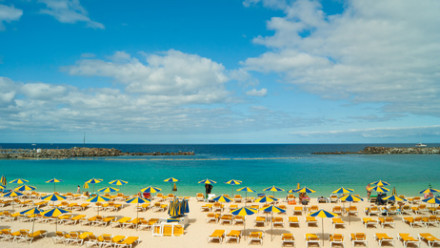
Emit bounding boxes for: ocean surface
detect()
[0,143,439,197]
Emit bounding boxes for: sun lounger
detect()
[347,206,358,215]
[213,203,224,212]
[113,217,132,228]
[208,229,225,243]
[402,216,424,227]
[220,214,233,224]
[351,233,367,247]
[139,218,159,230]
[398,233,420,248]
[308,205,319,212]
[137,203,150,212]
[229,204,238,211]
[401,205,412,215]
[65,214,86,225]
[196,193,205,202]
[378,217,395,228]
[376,233,394,247]
[366,206,380,216]
[305,233,320,248]
[332,217,345,229]
[423,216,438,227]
[201,204,213,212]
[330,195,339,203]
[234,195,242,203]
[306,216,318,226]
[64,231,81,245]
[115,236,139,248]
[206,212,219,223]
[272,217,284,227]
[225,230,241,243]
[234,215,244,225]
[332,206,342,215]
[249,231,263,245]
[16,230,47,244]
[255,216,266,227]
[97,233,112,247]
[419,233,440,248]
[294,206,303,215]
[386,206,398,215]
[282,233,294,247]
[362,217,378,228]
[288,216,299,227]
[0,229,14,241]
[330,234,344,248]
[85,234,99,247]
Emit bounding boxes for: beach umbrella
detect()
[423,197,440,205]
[20,207,43,234]
[42,193,67,206]
[225,179,242,197]
[231,207,258,240]
[140,186,162,193]
[109,179,128,186]
[0,185,5,191]
[339,194,363,224]
[212,195,232,203]
[370,185,390,193]
[383,195,406,202]
[419,188,440,195]
[85,178,103,193]
[83,182,89,189]
[310,209,338,246]
[260,205,286,241]
[41,207,69,232]
[293,187,316,194]
[3,191,23,209]
[97,187,119,193]
[126,197,149,229]
[9,178,29,184]
[45,178,62,192]
[332,187,354,194]
[370,180,390,187]
[87,195,110,215]
[0,175,6,186]
[164,177,179,193]
[263,186,285,198]
[237,186,256,206]
[14,184,37,192]
[198,179,217,184]
[255,195,278,204]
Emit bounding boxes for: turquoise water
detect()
[0,144,439,197]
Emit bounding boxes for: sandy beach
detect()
[0,191,439,248]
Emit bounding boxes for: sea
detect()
[0,143,439,198]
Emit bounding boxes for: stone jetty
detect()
[0,147,194,159]
[313,146,440,155]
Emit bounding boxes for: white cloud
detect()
[0,4,22,30]
[244,0,440,116]
[38,0,104,29]
[246,88,268,96]
[66,50,230,105]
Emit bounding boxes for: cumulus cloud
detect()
[38,0,104,29]
[66,50,230,105]
[0,4,23,30]
[246,88,267,96]
[244,0,440,116]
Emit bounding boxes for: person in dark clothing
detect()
[205,183,213,199]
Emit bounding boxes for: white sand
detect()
[0,192,438,248]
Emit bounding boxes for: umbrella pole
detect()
[136,202,139,230]
[271,212,273,241]
[32,216,35,234]
[245,192,247,206]
[321,218,324,246]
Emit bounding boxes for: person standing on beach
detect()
[77,185,81,194]
[205,183,213,199]
[366,184,372,200]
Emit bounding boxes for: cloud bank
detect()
[0,4,22,30]
[244,0,440,116]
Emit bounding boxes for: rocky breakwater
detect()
[361,146,440,154]
[313,146,440,155]
[0,147,195,159]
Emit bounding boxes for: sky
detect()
[0,0,440,144]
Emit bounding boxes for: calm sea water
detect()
[0,144,439,197]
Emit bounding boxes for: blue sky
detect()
[1,0,440,144]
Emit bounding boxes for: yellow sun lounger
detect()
[249,231,263,245]
[115,236,139,248]
[398,233,420,248]
[332,217,346,229]
[282,233,294,247]
[288,216,299,227]
[255,216,266,227]
[226,230,241,243]
[306,216,318,226]
[351,233,367,247]
[419,233,440,248]
[305,233,320,248]
[208,229,225,243]
[362,217,378,228]
[376,233,394,247]
[330,234,344,247]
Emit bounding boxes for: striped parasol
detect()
[45,178,63,192]
[231,207,258,240]
[9,178,29,184]
[310,209,338,246]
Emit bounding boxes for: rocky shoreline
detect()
[313,146,440,155]
[0,147,195,159]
